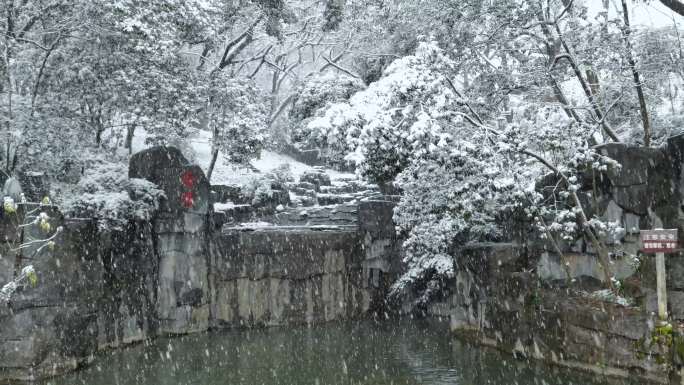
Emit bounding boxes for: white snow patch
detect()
[131,128,354,186]
[586,289,635,307]
[213,202,250,212]
[237,221,274,228]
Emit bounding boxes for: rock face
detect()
[18,171,50,202]
[594,143,677,228]
[97,221,158,348]
[130,146,210,215]
[0,213,101,381]
[442,243,669,385]
[535,139,684,288]
[0,147,399,382]
[131,146,211,335]
[210,228,369,327]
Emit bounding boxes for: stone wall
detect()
[439,244,673,385]
[0,147,397,382]
[0,214,101,381]
[96,221,158,349]
[210,228,370,328]
[7,140,684,383]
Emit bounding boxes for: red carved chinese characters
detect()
[181,191,195,209]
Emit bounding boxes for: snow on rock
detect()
[132,128,355,186]
[213,202,251,212]
[237,221,274,229]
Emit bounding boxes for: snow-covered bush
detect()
[64,161,165,230]
[207,75,269,165]
[390,130,540,304]
[266,163,295,187]
[290,72,365,124]
[0,266,37,303]
[306,40,458,182]
[242,176,274,207]
[289,72,365,145]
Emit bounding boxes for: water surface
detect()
[45,319,630,385]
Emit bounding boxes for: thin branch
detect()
[552,23,620,142]
[217,16,263,71]
[555,0,575,22]
[268,94,294,129]
[11,226,63,252]
[30,34,61,115]
[444,77,484,125]
[321,55,360,78]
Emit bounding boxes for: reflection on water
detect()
[45,319,630,385]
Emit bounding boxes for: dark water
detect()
[44,320,628,385]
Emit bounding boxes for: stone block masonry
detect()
[0,146,397,382]
[443,243,672,385]
[210,228,370,328]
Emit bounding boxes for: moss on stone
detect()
[653,323,674,347]
[674,334,684,362]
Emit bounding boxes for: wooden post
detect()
[656,251,668,320]
[640,228,677,322]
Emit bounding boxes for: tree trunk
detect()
[538,10,619,142]
[621,0,652,147]
[206,147,218,183]
[660,0,684,17]
[95,126,103,147]
[206,125,220,182]
[570,191,615,290]
[124,124,136,155]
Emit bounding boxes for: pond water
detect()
[44,319,631,385]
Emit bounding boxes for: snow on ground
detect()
[213,202,251,212]
[131,128,355,186]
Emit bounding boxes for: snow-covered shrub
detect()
[306,40,458,182]
[266,163,294,187]
[391,133,539,304]
[242,176,274,207]
[64,160,165,230]
[0,265,37,303]
[289,72,365,144]
[290,72,365,124]
[207,74,269,165]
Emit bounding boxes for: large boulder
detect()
[129,146,210,217]
[18,171,50,202]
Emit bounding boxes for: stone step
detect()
[323,181,380,195]
[288,186,317,197]
[287,181,317,191]
[212,203,255,228]
[267,204,359,227]
[211,184,249,204]
[317,193,356,206]
[300,171,331,188]
[290,194,317,207]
